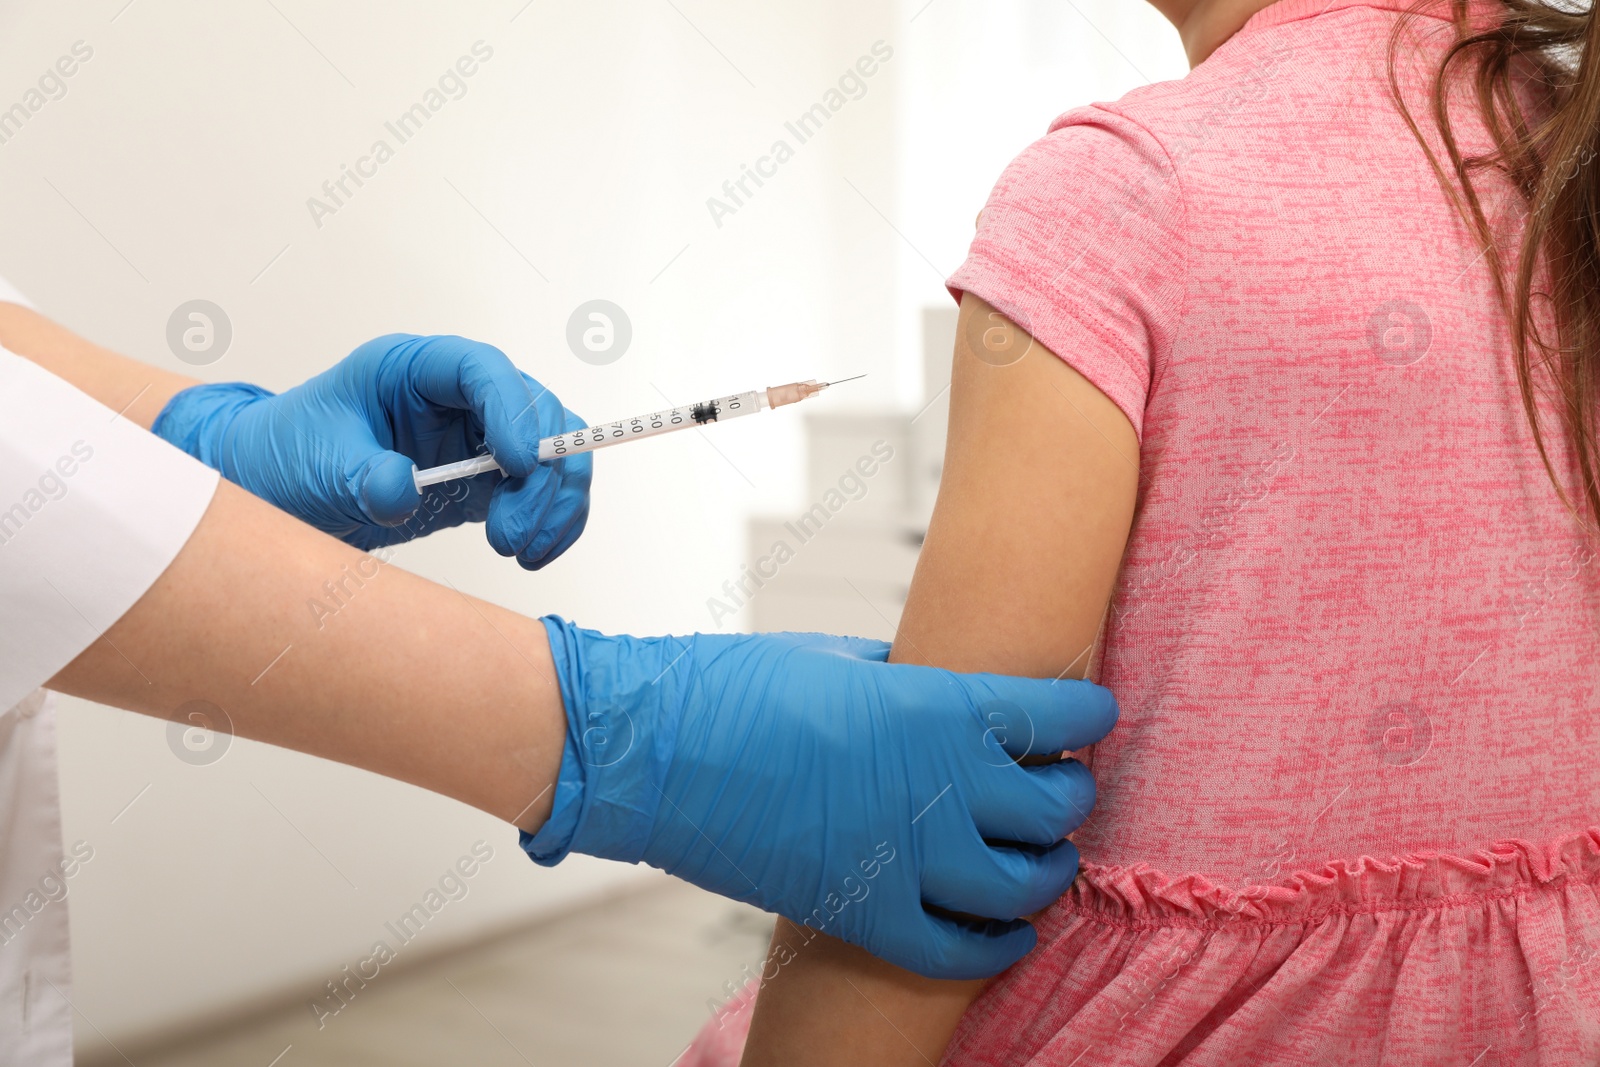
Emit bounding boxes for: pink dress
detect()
[685,0,1600,1062]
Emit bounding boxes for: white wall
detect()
[888,0,1187,392]
[0,0,1185,1055]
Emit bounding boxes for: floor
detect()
[89,879,772,1067]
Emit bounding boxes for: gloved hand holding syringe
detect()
[412,375,866,489]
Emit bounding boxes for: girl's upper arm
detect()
[738,291,1140,1067]
[898,292,1140,676]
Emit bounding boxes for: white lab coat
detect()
[0,277,218,1065]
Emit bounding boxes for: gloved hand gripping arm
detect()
[527,620,1117,980]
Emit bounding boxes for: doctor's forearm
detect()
[0,301,196,429]
[47,477,567,833]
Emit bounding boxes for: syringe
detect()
[413,376,864,490]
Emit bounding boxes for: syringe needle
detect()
[825,374,868,386]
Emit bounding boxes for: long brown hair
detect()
[1391,0,1600,528]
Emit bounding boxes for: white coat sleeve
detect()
[0,349,218,708]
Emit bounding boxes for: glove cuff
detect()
[152,382,274,470]
[519,616,686,868]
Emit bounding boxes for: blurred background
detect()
[0,1,1185,1063]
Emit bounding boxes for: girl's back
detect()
[1030,0,1599,890]
[944,0,1600,1060]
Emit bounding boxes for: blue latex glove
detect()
[524,619,1118,980]
[153,334,591,566]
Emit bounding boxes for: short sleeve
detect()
[0,350,219,708]
[947,105,1187,440]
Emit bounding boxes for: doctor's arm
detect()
[0,298,570,825]
[0,300,197,429]
[48,473,570,832]
[0,298,567,825]
[0,300,591,567]
[737,294,1141,1066]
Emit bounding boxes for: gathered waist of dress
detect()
[1046,826,1600,934]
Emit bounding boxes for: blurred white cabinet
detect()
[746,306,957,638]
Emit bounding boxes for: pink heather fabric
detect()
[682,0,1600,1063]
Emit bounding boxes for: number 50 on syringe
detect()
[413,376,865,490]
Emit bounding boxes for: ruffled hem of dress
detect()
[1047,825,1600,932]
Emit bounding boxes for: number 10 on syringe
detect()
[413,376,865,490]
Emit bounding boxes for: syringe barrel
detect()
[537,390,763,461]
